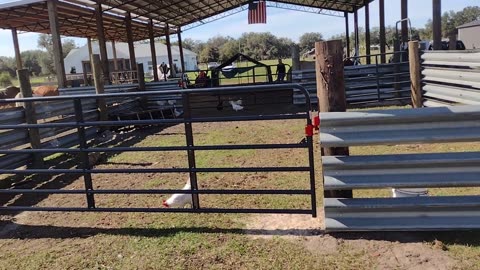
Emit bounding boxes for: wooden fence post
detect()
[137,63,145,91]
[17,69,44,168]
[409,41,423,108]
[315,40,353,199]
[92,54,108,122]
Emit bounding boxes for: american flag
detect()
[248,1,267,24]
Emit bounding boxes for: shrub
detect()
[0,72,12,87]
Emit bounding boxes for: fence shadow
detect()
[1,221,479,249]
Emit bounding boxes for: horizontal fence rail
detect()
[422,50,480,107]
[0,83,317,217]
[320,105,480,231]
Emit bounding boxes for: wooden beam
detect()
[165,24,175,78]
[112,40,119,71]
[353,8,359,57]
[379,0,386,63]
[401,0,408,44]
[315,40,352,199]
[365,3,371,64]
[17,69,44,168]
[95,3,110,83]
[47,0,66,88]
[177,28,186,73]
[345,12,350,58]
[409,41,422,108]
[126,12,137,71]
[11,28,22,70]
[149,19,159,81]
[91,54,107,123]
[432,0,442,50]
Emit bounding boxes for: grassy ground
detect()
[0,107,480,269]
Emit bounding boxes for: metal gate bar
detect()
[0,84,317,217]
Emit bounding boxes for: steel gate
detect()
[0,84,317,217]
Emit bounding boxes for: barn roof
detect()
[457,20,480,29]
[0,0,373,41]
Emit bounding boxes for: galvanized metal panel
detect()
[325,196,480,231]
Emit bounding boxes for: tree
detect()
[422,6,480,38]
[298,32,324,53]
[37,34,77,75]
[21,50,47,76]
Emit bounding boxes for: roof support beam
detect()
[47,0,66,88]
[126,12,137,71]
[95,3,110,84]
[177,28,186,73]
[148,19,159,82]
[364,2,371,64]
[432,0,442,50]
[401,0,408,44]
[345,12,350,58]
[165,23,175,78]
[379,0,386,63]
[112,40,119,71]
[11,28,22,70]
[353,7,359,57]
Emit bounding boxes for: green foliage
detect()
[37,34,77,75]
[0,56,16,77]
[298,32,324,53]
[422,6,480,38]
[0,72,12,87]
[21,50,46,76]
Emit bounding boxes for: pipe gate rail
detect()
[320,105,480,231]
[0,84,317,217]
[422,50,480,107]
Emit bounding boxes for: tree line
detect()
[0,34,76,78]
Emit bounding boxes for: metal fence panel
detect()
[320,105,480,231]
[292,62,410,106]
[422,50,480,107]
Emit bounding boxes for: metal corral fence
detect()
[0,84,317,216]
[422,50,480,107]
[0,81,182,170]
[320,105,480,231]
[292,53,411,107]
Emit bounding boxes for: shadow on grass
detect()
[0,125,175,217]
[0,221,321,239]
[1,220,480,249]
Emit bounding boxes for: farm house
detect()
[64,41,198,75]
[0,0,480,268]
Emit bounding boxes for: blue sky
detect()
[0,0,477,57]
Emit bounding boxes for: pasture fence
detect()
[0,84,317,216]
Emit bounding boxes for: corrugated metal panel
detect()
[320,105,480,231]
[422,51,480,107]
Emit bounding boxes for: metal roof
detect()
[0,0,373,41]
[457,20,480,29]
[0,0,170,42]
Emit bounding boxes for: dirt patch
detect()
[245,214,457,270]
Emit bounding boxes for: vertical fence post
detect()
[74,99,96,209]
[137,63,146,91]
[409,41,423,108]
[315,40,352,199]
[182,93,200,209]
[92,54,108,123]
[17,69,44,168]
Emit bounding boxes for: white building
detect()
[64,41,198,75]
